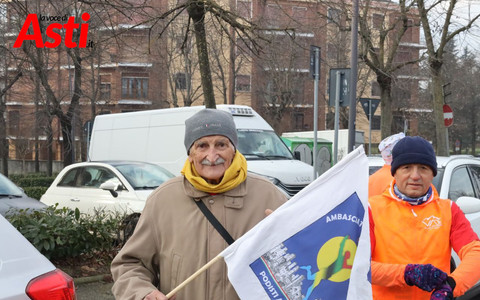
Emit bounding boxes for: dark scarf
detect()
[393,185,433,206]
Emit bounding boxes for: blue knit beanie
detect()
[390,136,437,176]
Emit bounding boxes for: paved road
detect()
[76,280,114,300]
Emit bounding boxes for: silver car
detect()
[0,173,46,216]
[0,214,75,299]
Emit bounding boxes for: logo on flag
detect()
[250,193,364,300]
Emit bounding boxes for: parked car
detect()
[40,161,174,215]
[369,155,480,299]
[40,161,175,241]
[0,213,75,299]
[0,172,46,216]
[367,155,384,175]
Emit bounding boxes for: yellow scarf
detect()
[181,150,248,194]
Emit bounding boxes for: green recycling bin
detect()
[281,136,333,176]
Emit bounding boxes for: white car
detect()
[367,155,384,175]
[432,156,480,300]
[41,161,174,215]
[40,161,175,240]
[0,214,75,299]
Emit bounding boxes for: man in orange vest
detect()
[368,132,404,197]
[369,136,480,299]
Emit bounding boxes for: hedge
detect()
[6,205,125,259]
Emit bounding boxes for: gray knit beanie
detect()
[391,136,437,176]
[184,109,238,154]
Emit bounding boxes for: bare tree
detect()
[0,70,23,176]
[358,0,422,138]
[164,17,202,107]
[9,0,107,166]
[416,0,480,155]
[442,44,479,155]
[0,4,24,175]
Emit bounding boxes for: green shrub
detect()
[17,177,55,187]
[23,186,48,200]
[6,205,125,259]
[9,174,24,185]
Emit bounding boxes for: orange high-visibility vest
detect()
[369,186,452,300]
[368,164,393,198]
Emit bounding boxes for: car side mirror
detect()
[456,196,480,214]
[294,151,301,160]
[100,181,119,198]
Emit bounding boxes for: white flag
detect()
[221,146,372,300]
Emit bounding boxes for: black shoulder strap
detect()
[195,199,235,245]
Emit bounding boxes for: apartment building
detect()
[1,0,421,164]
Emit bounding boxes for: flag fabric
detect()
[221,146,372,300]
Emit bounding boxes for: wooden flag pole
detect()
[166,254,224,298]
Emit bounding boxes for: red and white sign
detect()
[443,104,453,127]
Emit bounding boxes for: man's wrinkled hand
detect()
[144,290,176,300]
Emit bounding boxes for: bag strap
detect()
[195,199,235,245]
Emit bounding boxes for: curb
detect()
[74,274,112,285]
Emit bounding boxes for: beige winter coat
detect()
[111,173,287,300]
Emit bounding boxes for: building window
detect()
[121,74,148,99]
[175,73,187,90]
[294,113,304,130]
[327,8,340,24]
[292,6,307,22]
[372,13,384,29]
[100,83,111,100]
[8,110,20,135]
[327,43,337,60]
[237,0,252,19]
[235,75,251,92]
[235,37,252,58]
[371,81,381,97]
[266,4,282,28]
[402,19,414,42]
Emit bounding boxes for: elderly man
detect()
[111,108,287,300]
[368,132,405,197]
[369,136,480,300]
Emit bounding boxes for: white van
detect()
[88,105,314,198]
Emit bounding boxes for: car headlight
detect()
[249,171,280,186]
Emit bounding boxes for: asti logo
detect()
[422,215,442,230]
[13,13,92,49]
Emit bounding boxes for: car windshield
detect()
[0,173,23,197]
[236,129,294,160]
[115,163,174,190]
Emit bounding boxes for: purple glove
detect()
[431,283,453,300]
[404,264,448,292]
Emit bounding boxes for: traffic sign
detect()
[443,104,453,127]
[359,98,380,120]
[328,68,351,107]
[310,45,321,80]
